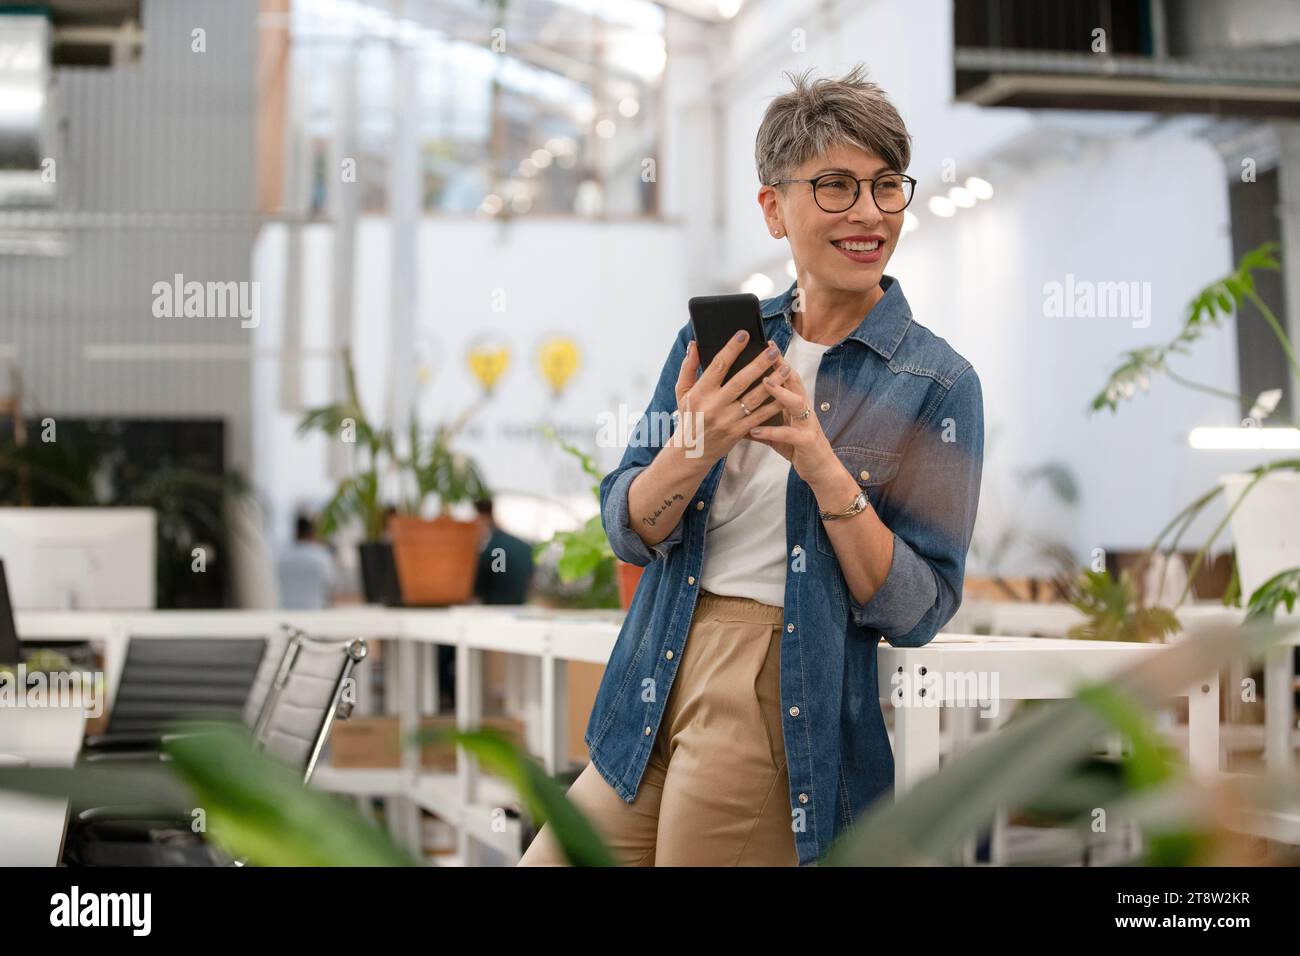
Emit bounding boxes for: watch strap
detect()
[818,490,868,521]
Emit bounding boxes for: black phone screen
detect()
[686,293,783,426]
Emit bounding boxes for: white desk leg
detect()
[1264,645,1295,772]
[519,655,544,758]
[456,640,483,867]
[947,705,978,865]
[393,637,422,856]
[382,638,400,717]
[1187,674,1221,778]
[417,643,436,716]
[1227,658,1245,726]
[893,702,941,795]
[540,655,568,776]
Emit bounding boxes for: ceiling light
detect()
[742,273,775,298]
[928,196,955,217]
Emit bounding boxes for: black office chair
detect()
[80,636,269,760]
[64,633,368,866]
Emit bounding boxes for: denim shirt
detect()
[586,275,984,865]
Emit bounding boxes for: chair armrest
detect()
[80,749,171,765]
[76,804,191,826]
[82,732,166,752]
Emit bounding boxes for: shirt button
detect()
[791,545,801,556]
[695,500,704,511]
[788,705,800,717]
[819,401,830,412]
[687,575,696,585]
[859,470,870,481]
[786,623,795,632]
[665,649,674,660]
[644,726,653,736]
[798,793,809,804]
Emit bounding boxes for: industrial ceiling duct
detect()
[954,0,1300,118]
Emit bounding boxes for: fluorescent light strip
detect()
[1188,426,1300,450]
[82,345,344,361]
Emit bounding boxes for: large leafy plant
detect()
[1079,241,1300,630]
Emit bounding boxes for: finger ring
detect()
[797,406,811,421]
[740,400,752,416]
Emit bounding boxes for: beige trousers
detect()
[517,590,798,866]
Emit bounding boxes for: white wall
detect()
[252,216,691,546]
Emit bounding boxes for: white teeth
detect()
[834,240,880,252]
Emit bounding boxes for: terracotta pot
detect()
[616,560,645,610]
[388,514,481,606]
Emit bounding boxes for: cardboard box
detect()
[566,662,605,765]
[327,714,526,771]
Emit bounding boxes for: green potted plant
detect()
[297,348,401,605]
[1082,241,1300,631]
[387,403,489,606]
[533,428,627,609]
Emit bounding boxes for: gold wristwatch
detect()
[818,490,868,521]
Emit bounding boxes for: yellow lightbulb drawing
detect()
[537,335,580,396]
[466,338,511,393]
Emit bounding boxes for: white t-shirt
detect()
[698,330,832,607]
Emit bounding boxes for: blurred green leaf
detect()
[416,725,616,867]
[822,615,1299,865]
[163,725,418,867]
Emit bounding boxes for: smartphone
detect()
[687,293,783,427]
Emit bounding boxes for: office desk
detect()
[0,706,84,866]
[7,607,1245,864]
[877,634,1216,794]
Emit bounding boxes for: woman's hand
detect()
[746,362,844,495]
[671,330,782,467]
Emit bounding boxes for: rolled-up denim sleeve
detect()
[848,364,984,647]
[599,323,693,567]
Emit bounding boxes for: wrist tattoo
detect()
[642,493,685,527]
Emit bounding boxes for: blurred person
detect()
[473,497,535,605]
[276,513,340,610]
[520,64,984,867]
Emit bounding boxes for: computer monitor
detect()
[0,508,155,610]
[0,560,20,665]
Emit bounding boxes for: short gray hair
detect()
[755,63,912,186]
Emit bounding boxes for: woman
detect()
[519,64,983,867]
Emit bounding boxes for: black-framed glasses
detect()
[768,172,917,214]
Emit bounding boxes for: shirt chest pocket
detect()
[814,446,902,557]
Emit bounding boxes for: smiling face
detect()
[760,143,906,299]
